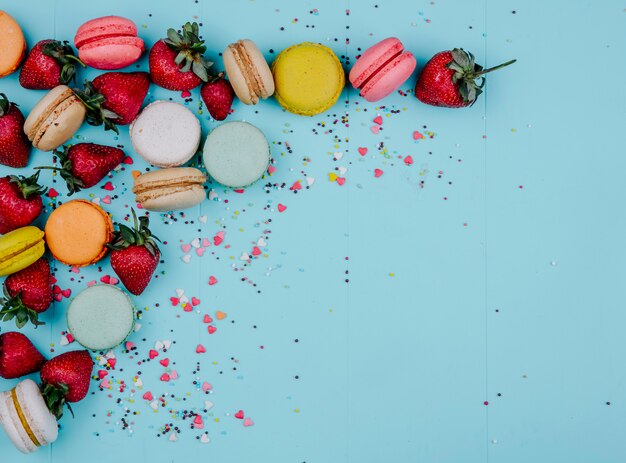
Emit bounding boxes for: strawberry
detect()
[0,331,46,379]
[415,48,516,108]
[19,39,84,90]
[1,257,53,328]
[149,22,212,91]
[0,94,31,168]
[75,72,150,133]
[36,143,125,195]
[109,209,161,295]
[200,74,234,121]
[40,350,93,419]
[0,172,46,234]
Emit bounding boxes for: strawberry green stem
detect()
[475,59,517,76]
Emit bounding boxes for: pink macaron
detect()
[349,37,416,102]
[74,16,144,70]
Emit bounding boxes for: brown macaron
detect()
[223,39,274,105]
[133,167,206,212]
[23,85,86,152]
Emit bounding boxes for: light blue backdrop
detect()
[0,0,625,462]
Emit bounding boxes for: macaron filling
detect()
[31,94,77,146]
[67,285,135,351]
[229,41,266,100]
[11,388,39,448]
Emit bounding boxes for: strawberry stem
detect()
[475,59,517,76]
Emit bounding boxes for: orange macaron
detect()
[44,200,113,266]
[0,11,26,77]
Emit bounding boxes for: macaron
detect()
[133,167,207,212]
[272,42,345,116]
[23,85,86,152]
[67,285,135,351]
[0,226,45,277]
[203,122,270,188]
[0,379,58,453]
[130,101,201,168]
[44,199,112,267]
[0,11,26,77]
[74,15,144,70]
[349,37,416,102]
[223,39,274,105]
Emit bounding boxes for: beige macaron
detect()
[223,39,274,105]
[133,167,206,212]
[23,85,86,152]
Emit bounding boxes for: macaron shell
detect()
[348,37,404,88]
[272,42,345,116]
[74,15,138,47]
[130,101,201,167]
[140,185,206,212]
[203,121,270,188]
[0,11,26,77]
[15,379,58,448]
[45,200,112,266]
[77,36,144,70]
[24,85,74,140]
[359,52,416,102]
[133,167,207,212]
[0,389,33,453]
[33,94,86,151]
[67,284,135,351]
[224,40,274,105]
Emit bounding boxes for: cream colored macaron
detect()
[130,101,201,167]
[133,167,206,211]
[223,39,274,105]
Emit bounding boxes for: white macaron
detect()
[0,379,58,453]
[130,100,201,168]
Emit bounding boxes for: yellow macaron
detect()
[272,42,345,116]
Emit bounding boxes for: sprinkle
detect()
[216,311,227,320]
[208,325,217,334]
[277,204,287,213]
[373,115,383,125]
[234,410,244,419]
[374,169,383,178]
[357,147,368,156]
[160,373,170,382]
[142,392,153,401]
[159,358,169,367]
[404,155,414,166]
[243,418,254,427]
[196,344,206,353]
[208,276,218,285]
[202,382,212,392]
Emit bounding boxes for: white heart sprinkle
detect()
[334,151,343,160]
[257,238,267,247]
[168,432,177,442]
[306,177,315,186]
[204,400,214,410]
[149,400,159,411]
[338,166,347,176]
[105,350,115,359]
[92,197,100,205]
[162,340,171,349]
[134,322,142,332]
[59,335,69,346]
[240,252,250,261]
[181,254,191,264]
[134,378,143,388]
[175,289,185,297]
[208,190,218,201]
[154,341,164,350]
[200,433,210,444]
[191,238,201,248]
[180,295,189,304]
[198,215,208,223]
[98,357,108,366]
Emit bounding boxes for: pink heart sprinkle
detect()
[87,280,96,287]
[66,333,74,343]
[196,344,206,353]
[170,297,179,306]
[142,392,153,401]
[208,276,217,286]
[100,379,110,388]
[47,188,59,198]
[233,189,244,194]
[102,195,111,204]
[159,358,169,367]
[107,358,116,369]
[213,232,224,246]
[373,115,383,125]
[125,341,135,350]
[202,238,211,247]
[97,370,108,379]
[202,382,212,391]
[61,288,71,298]
[374,169,384,178]
[267,165,277,175]
[169,370,178,380]
[123,156,133,165]
[193,415,203,428]
[181,90,191,98]
[358,147,368,156]
[196,247,205,257]
[277,204,287,213]
[234,410,244,419]
[191,297,200,306]
[203,315,213,323]
[109,277,119,285]
[100,275,111,284]
[70,266,80,273]
[413,130,424,140]
[149,350,159,359]
[243,418,254,427]
[103,182,114,191]
[251,246,261,256]
[336,177,346,186]
[404,155,414,166]
[290,181,302,191]
[181,244,191,253]
[160,373,170,382]
[208,325,217,334]
[370,125,380,134]
[53,285,61,294]
[53,293,63,302]
[182,303,193,312]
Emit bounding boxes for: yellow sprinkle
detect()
[389,273,395,277]
[328,173,338,182]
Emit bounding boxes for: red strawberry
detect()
[109,209,160,295]
[0,331,46,379]
[75,72,150,133]
[19,39,84,90]
[200,74,234,121]
[36,143,125,195]
[415,49,516,108]
[0,172,46,234]
[149,22,212,91]
[40,350,93,419]
[0,94,31,168]
[1,258,53,328]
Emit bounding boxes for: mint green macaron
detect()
[203,121,270,188]
[67,285,135,351]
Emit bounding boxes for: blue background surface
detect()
[0,0,625,462]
